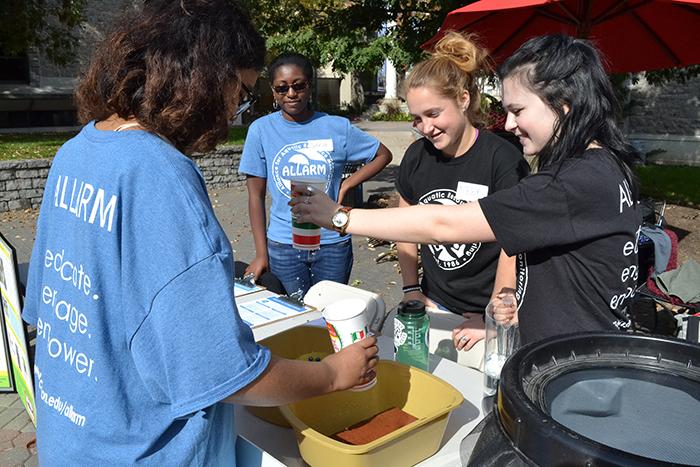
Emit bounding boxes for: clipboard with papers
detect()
[236,290,322,341]
[234,278,266,297]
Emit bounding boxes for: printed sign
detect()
[0,238,14,392]
[0,233,36,424]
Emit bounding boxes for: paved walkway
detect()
[0,151,408,465]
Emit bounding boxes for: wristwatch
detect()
[331,206,353,235]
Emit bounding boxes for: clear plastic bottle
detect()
[394,300,430,371]
[483,293,518,396]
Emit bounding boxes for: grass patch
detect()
[1,131,698,209]
[0,132,77,161]
[0,126,250,161]
[224,126,248,145]
[635,164,700,207]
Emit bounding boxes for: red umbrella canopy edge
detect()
[425,0,700,73]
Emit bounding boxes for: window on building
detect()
[0,47,30,84]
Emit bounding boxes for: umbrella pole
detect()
[577,0,593,38]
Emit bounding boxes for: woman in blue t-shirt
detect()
[239,52,392,297]
[21,2,378,465]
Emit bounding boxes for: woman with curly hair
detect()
[22,1,376,464]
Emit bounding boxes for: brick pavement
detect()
[0,394,36,467]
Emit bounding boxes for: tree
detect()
[242,0,465,74]
[642,66,700,86]
[0,0,87,66]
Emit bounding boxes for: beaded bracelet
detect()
[402,284,422,294]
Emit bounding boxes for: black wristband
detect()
[402,284,422,294]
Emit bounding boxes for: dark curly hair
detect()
[75,0,266,154]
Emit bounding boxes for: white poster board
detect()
[0,233,37,424]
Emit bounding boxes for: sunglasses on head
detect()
[272,81,308,95]
[233,82,257,118]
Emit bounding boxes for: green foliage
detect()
[641,65,700,86]
[635,165,700,208]
[0,0,87,66]
[243,0,467,74]
[369,112,412,121]
[370,110,412,122]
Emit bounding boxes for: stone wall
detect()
[626,76,700,136]
[0,160,51,211]
[0,145,245,213]
[625,76,700,166]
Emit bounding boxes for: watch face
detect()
[332,211,348,228]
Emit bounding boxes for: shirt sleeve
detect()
[479,156,626,256]
[130,252,270,418]
[479,169,575,256]
[344,121,380,164]
[239,122,267,178]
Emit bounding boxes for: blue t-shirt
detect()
[22,122,270,466]
[239,111,380,244]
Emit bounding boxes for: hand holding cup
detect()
[289,184,340,230]
[322,335,378,392]
[322,298,378,390]
[489,288,518,327]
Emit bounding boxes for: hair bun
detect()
[433,31,491,75]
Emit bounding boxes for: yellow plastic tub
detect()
[280,360,464,467]
[247,325,334,426]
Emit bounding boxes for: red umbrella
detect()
[425,0,700,73]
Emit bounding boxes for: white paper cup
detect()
[322,298,376,391]
[290,177,327,251]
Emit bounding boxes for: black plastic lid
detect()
[398,300,426,316]
[497,332,700,466]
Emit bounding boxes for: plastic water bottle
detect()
[394,300,430,371]
[483,293,518,396]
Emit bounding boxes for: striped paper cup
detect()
[290,177,326,251]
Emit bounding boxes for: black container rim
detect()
[497,331,700,467]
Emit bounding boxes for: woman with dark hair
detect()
[292,35,642,346]
[239,52,392,298]
[22,1,376,464]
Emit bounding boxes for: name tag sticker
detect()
[307,139,334,152]
[456,182,489,202]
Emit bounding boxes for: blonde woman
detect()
[396,32,528,366]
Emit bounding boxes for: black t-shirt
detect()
[396,131,529,314]
[480,149,642,345]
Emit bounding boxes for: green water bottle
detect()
[394,300,430,371]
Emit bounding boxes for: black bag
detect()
[629,296,678,337]
[639,197,666,228]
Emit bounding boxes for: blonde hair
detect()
[405,31,492,125]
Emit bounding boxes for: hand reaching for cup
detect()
[289,184,340,229]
